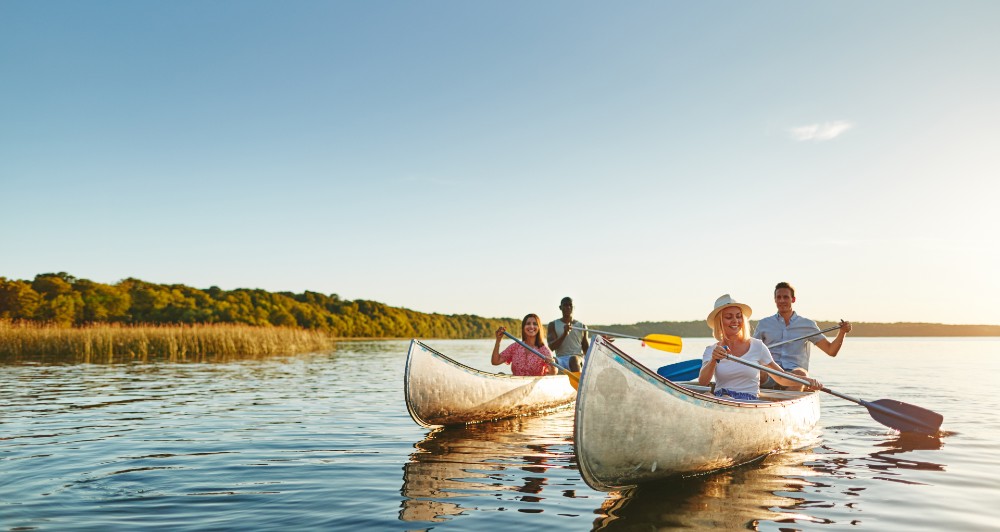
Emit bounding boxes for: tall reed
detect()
[0,320,335,364]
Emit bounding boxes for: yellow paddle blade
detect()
[642,334,683,353]
[565,370,580,390]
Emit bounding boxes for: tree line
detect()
[4,273,995,339]
[0,272,518,338]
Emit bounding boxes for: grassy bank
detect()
[0,320,335,363]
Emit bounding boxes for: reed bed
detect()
[0,320,336,364]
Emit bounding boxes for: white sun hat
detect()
[706,294,753,329]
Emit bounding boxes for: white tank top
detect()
[550,319,587,356]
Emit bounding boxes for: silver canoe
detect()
[575,336,821,491]
[404,339,577,427]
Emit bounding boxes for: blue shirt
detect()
[752,312,823,371]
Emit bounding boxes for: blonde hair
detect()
[712,307,750,342]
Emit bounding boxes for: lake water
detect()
[2,337,998,530]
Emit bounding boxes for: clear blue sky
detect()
[2,1,998,326]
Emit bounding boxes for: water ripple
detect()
[1,339,999,530]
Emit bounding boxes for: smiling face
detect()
[520,313,545,347]
[774,287,795,314]
[523,316,540,339]
[719,306,744,338]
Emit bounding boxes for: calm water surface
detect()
[2,338,998,530]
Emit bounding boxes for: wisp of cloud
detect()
[789,120,854,141]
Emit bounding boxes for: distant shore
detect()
[3,321,997,364]
[591,320,1000,338]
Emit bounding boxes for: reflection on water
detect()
[2,338,996,531]
[400,413,833,529]
[594,450,832,530]
[867,432,946,481]
[597,431,949,530]
[812,431,947,486]
[399,411,585,524]
[399,410,959,530]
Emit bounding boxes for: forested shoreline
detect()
[0,273,518,338]
[2,273,997,339]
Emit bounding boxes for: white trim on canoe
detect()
[574,336,821,491]
[404,339,577,427]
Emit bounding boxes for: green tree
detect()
[0,278,42,319]
[74,279,131,322]
[32,273,83,325]
[3,272,521,338]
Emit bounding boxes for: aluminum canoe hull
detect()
[404,339,577,427]
[574,337,820,491]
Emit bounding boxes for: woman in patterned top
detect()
[491,314,557,376]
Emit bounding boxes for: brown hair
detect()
[521,313,546,348]
[774,281,796,298]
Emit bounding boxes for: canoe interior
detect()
[667,382,813,404]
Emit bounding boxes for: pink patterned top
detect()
[499,343,553,376]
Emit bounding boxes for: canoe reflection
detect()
[399,410,576,524]
[595,450,830,530]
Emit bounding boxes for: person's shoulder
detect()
[749,338,772,359]
[791,313,819,327]
[753,314,778,333]
[755,313,779,326]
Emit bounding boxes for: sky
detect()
[2,1,998,326]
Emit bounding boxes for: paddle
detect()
[765,324,843,350]
[721,353,943,435]
[572,326,683,353]
[656,359,702,381]
[654,325,844,384]
[501,331,580,390]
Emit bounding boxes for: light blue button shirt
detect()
[752,312,823,371]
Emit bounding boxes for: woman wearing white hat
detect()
[699,294,821,401]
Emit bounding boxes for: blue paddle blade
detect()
[657,359,702,381]
[863,398,944,435]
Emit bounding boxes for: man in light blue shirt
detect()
[753,282,852,390]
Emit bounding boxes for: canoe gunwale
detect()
[404,339,576,428]
[574,337,821,491]
[596,343,814,408]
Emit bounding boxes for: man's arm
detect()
[815,320,852,357]
[547,322,566,350]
